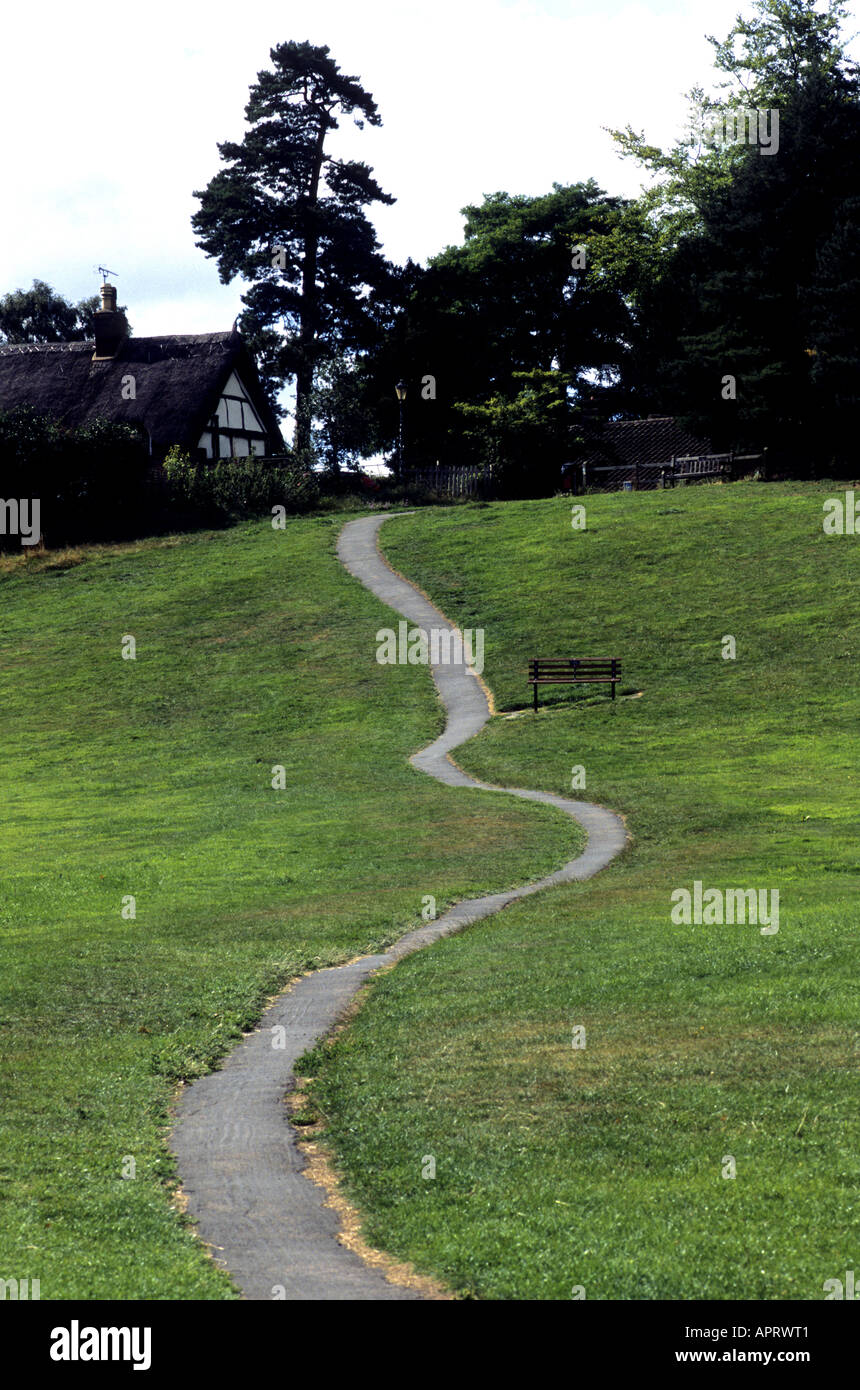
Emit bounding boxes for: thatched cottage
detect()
[0,283,284,464]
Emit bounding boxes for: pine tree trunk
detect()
[294,359,314,458]
[294,113,329,459]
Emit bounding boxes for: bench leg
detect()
[611,680,616,701]
[533,683,538,713]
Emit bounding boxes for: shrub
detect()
[453,370,574,498]
[0,416,319,550]
[0,408,150,548]
[162,448,319,525]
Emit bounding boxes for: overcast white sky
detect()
[3,0,857,342]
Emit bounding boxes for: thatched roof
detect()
[0,330,284,459]
[580,416,714,469]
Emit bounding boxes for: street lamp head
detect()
[395,379,408,401]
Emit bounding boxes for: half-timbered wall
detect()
[197,371,268,460]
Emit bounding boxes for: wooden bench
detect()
[665,454,733,485]
[528,658,621,711]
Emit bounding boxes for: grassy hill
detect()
[0,519,572,1299]
[300,482,860,1300]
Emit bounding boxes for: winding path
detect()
[170,512,627,1300]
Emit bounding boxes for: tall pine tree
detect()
[192,41,395,457]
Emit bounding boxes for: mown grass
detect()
[0,515,575,1299]
[302,481,860,1300]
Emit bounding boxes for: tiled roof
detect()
[581,416,715,469]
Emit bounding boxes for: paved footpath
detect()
[170,512,627,1300]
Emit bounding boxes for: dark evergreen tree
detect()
[806,195,860,468]
[191,40,395,457]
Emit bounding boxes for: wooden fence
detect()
[573,452,764,494]
[403,464,495,498]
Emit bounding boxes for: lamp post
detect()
[395,379,407,478]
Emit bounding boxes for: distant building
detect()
[0,283,284,464]
[568,416,717,491]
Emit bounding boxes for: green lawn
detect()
[0,518,573,1299]
[301,482,860,1300]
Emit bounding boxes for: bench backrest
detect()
[674,454,732,473]
[529,658,620,678]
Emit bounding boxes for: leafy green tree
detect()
[362,184,632,485]
[454,370,575,496]
[0,281,130,344]
[608,0,860,470]
[310,355,384,473]
[707,0,852,103]
[191,40,395,457]
[609,2,853,220]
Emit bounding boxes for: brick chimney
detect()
[92,283,128,360]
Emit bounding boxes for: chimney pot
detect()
[100,282,117,313]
